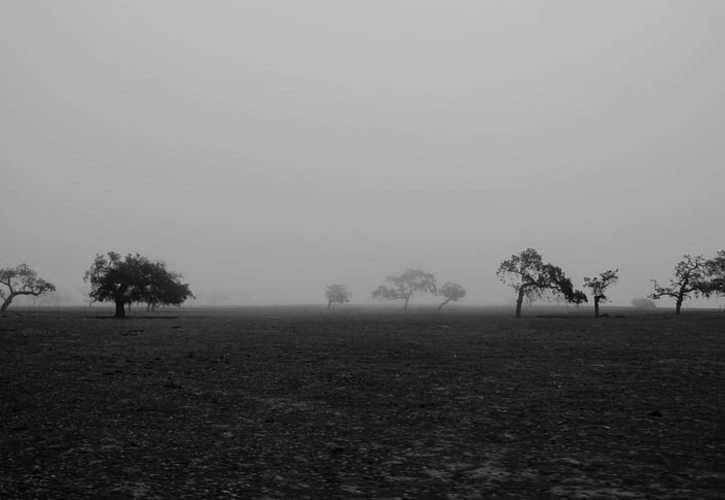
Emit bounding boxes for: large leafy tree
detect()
[438,282,466,310]
[583,269,619,317]
[84,252,193,318]
[649,254,708,315]
[496,248,587,317]
[324,284,351,309]
[0,264,56,312]
[372,269,436,310]
[143,263,194,312]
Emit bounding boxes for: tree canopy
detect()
[324,284,351,309]
[496,248,587,317]
[649,254,708,315]
[438,282,466,310]
[372,269,437,310]
[0,264,56,312]
[703,250,725,297]
[583,269,619,317]
[84,252,193,318]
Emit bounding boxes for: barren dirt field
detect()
[1,307,724,499]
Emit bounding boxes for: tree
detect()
[84,252,193,318]
[703,250,725,297]
[0,264,56,312]
[583,269,619,317]
[372,269,436,310]
[438,282,466,310]
[324,284,351,309]
[144,263,194,312]
[649,254,708,315]
[496,248,587,317]
[631,297,656,310]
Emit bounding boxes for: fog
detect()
[2,2,724,308]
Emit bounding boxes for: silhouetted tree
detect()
[583,269,619,317]
[84,252,193,318]
[438,282,466,310]
[324,284,351,309]
[372,269,436,310]
[703,250,725,297]
[143,263,194,312]
[496,248,587,317]
[649,255,708,315]
[0,264,56,312]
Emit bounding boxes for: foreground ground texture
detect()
[1,307,724,499]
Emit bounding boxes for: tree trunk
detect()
[327,300,333,310]
[115,300,126,318]
[594,297,600,318]
[438,299,451,310]
[1,295,14,312]
[515,289,524,317]
[675,297,683,315]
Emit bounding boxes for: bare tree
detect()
[438,282,466,310]
[372,269,436,310]
[649,255,708,315]
[0,264,56,312]
[496,248,587,317]
[324,284,351,309]
[583,269,619,317]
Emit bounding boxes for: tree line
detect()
[1,249,724,318]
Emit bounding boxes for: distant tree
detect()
[438,282,466,310]
[324,284,351,309]
[372,269,437,310]
[496,248,587,317]
[649,255,708,315]
[703,250,725,297]
[84,252,193,318]
[583,269,619,317]
[631,297,657,310]
[0,264,56,312]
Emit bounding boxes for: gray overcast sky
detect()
[2,1,724,307]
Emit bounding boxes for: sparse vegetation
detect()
[0,308,723,498]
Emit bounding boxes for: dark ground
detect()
[1,306,724,499]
